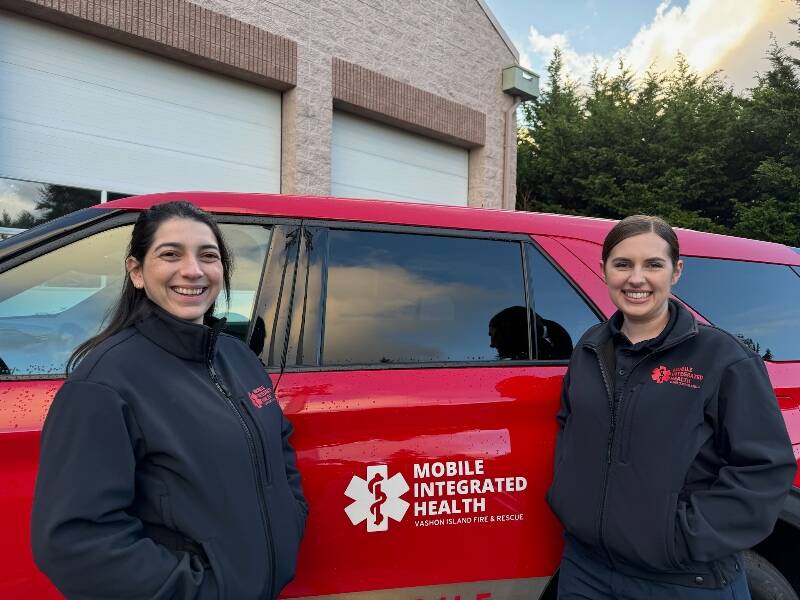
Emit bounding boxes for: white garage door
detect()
[332,112,468,206]
[0,10,281,195]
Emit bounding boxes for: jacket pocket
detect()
[545,457,598,544]
[603,483,678,572]
[548,416,573,500]
[200,540,226,599]
[268,486,304,593]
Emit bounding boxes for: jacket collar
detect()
[582,299,698,352]
[134,302,226,363]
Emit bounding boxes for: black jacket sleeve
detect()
[675,355,797,563]
[31,380,218,600]
[553,368,572,471]
[281,410,308,520]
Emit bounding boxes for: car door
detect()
[263,222,603,599]
[0,212,276,598]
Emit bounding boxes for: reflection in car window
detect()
[214,224,271,341]
[674,257,800,361]
[0,176,129,229]
[527,244,601,359]
[0,223,271,376]
[0,226,133,375]
[322,230,527,365]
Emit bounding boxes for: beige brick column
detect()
[281,47,332,195]
[469,90,517,209]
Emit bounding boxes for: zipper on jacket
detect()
[589,332,695,566]
[590,346,616,565]
[595,351,615,464]
[207,328,277,599]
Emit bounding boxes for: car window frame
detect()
[276,220,604,372]
[0,212,296,381]
[524,241,606,363]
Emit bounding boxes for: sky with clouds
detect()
[485,0,798,92]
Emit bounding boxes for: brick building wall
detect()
[193,0,517,207]
[2,0,519,208]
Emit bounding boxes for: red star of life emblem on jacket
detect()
[249,385,275,408]
[651,366,672,384]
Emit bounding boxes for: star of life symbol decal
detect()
[344,465,410,532]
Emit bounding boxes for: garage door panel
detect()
[331,112,469,206]
[0,10,280,195]
[5,64,280,158]
[2,120,276,195]
[333,114,468,175]
[3,15,276,124]
[332,145,468,205]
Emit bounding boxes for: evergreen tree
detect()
[517,48,585,214]
[35,184,100,223]
[1,209,37,229]
[734,40,800,245]
[517,1,800,246]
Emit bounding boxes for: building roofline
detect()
[475,0,519,62]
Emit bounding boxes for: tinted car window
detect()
[0,223,270,376]
[674,257,800,361]
[527,244,601,359]
[322,230,527,365]
[0,226,133,375]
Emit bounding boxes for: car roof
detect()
[102,192,800,266]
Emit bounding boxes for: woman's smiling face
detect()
[126,217,223,323]
[602,232,683,325]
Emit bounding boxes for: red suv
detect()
[1,192,799,599]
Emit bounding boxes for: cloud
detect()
[524,27,609,87]
[323,263,503,363]
[521,0,798,92]
[512,37,533,70]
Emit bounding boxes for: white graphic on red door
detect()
[344,465,410,532]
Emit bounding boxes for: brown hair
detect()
[67,201,232,372]
[601,215,680,266]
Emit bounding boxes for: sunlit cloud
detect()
[520,0,798,92]
[323,264,503,363]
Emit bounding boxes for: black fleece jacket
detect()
[31,305,307,600]
[547,300,795,588]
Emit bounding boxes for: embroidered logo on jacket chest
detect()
[651,365,704,389]
[249,385,276,408]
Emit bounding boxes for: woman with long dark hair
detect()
[32,201,307,599]
[547,215,795,599]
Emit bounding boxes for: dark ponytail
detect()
[67,201,232,373]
